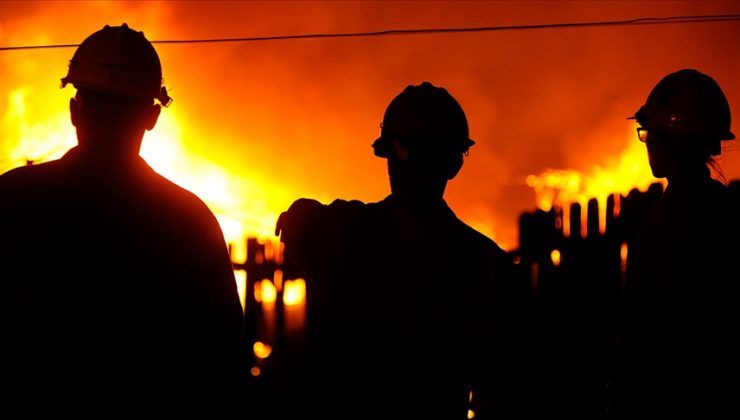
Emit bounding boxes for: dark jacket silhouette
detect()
[619,69,739,418]
[0,24,243,416]
[276,82,525,419]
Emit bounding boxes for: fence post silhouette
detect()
[516,181,664,416]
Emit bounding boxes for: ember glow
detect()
[2,1,739,252]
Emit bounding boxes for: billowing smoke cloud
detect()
[2,1,739,250]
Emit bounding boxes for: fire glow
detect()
[3,85,662,254]
[3,2,739,256]
[2,87,289,255]
[2,86,296,310]
[525,126,663,238]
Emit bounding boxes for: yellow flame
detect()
[526,126,665,237]
[2,88,75,171]
[283,278,306,306]
[2,88,291,258]
[253,341,273,359]
[140,111,283,246]
[550,249,561,267]
[257,279,277,304]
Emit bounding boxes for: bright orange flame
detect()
[140,112,286,247]
[526,126,665,237]
[274,241,285,265]
[273,269,283,293]
[256,279,277,304]
[283,278,306,306]
[620,241,629,262]
[620,241,629,271]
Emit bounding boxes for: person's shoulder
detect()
[0,160,63,189]
[146,170,197,199]
[729,179,740,210]
[140,166,219,219]
[704,177,732,198]
[447,215,509,261]
[722,179,740,222]
[466,223,508,255]
[729,179,740,194]
[0,165,27,187]
[435,201,505,253]
[443,205,496,244]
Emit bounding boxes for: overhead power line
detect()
[1,13,739,51]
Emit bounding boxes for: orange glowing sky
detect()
[2,1,739,251]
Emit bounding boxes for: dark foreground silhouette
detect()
[613,68,740,418]
[275,82,531,419]
[0,24,244,417]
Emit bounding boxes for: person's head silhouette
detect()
[372,82,475,201]
[60,23,172,158]
[630,69,734,182]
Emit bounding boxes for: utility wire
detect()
[1,13,739,51]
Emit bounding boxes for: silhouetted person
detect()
[0,24,244,416]
[276,82,527,419]
[616,69,739,418]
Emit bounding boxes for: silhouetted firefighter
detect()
[0,24,244,417]
[275,82,529,419]
[615,69,740,418]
